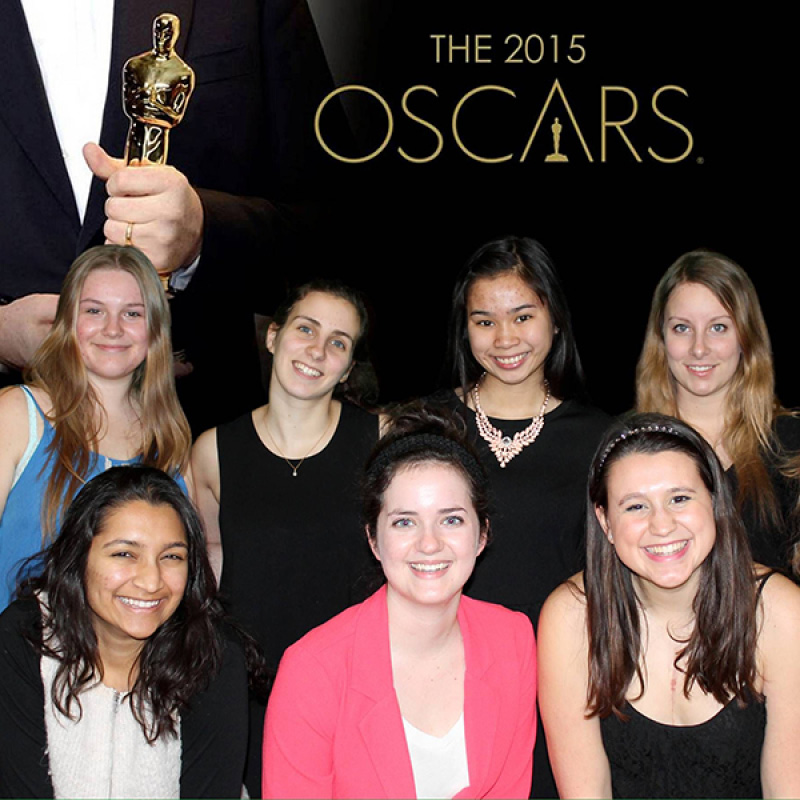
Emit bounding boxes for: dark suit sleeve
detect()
[179,633,250,799]
[0,600,54,799]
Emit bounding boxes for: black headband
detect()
[366,433,486,489]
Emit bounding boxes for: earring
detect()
[607,530,614,544]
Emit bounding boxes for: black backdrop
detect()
[297,4,797,415]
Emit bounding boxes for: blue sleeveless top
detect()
[0,387,184,611]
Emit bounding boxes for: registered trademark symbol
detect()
[696,156,704,164]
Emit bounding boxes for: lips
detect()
[293,360,322,378]
[685,364,715,376]
[117,596,162,609]
[491,352,529,369]
[643,540,689,559]
[409,561,451,575]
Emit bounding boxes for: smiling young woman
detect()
[636,249,800,570]
[191,278,380,796]
[0,245,190,613]
[538,414,800,799]
[433,235,609,798]
[0,466,263,798]
[263,402,536,799]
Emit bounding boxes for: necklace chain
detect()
[262,411,333,477]
[472,378,550,468]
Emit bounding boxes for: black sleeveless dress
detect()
[600,697,765,798]
[216,400,378,796]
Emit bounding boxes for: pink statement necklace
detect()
[472,379,551,468]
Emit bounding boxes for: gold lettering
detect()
[399,86,444,163]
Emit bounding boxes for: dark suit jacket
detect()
[263,586,537,799]
[0,0,335,434]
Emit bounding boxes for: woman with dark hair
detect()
[263,402,536,799]
[437,235,609,797]
[192,278,380,795]
[538,413,800,798]
[0,244,191,611]
[636,248,800,569]
[0,466,256,798]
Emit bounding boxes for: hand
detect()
[83,142,204,277]
[0,294,58,369]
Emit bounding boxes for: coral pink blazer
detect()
[262,586,536,799]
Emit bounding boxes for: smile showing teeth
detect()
[493,353,527,366]
[686,365,714,374]
[294,361,322,377]
[118,597,161,609]
[644,541,688,556]
[409,562,450,573]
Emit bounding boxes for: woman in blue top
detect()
[0,244,191,610]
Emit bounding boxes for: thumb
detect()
[83,142,124,181]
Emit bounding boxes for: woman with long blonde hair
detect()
[0,244,191,610]
[636,248,800,569]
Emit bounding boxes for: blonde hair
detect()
[635,248,781,528]
[25,245,191,540]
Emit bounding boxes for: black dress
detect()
[600,698,765,798]
[216,400,379,795]
[729,413,800,570]
[435,393,610,625]
[435,391,611,799]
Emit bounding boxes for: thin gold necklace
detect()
[262,411,334,477]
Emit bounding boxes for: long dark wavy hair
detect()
[269,278,378,409]
[445,235,587,402]
[584,413,760,719]
[21,466,264,742]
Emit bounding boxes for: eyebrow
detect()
[386,506,468,515]
[616,487,698,505]
[293,315,354,342]
[666,314,732,322]
[79,298,145,307]
[102,539,188,550]
[469,303,537,317]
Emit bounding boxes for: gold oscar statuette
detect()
[122,13,195,289]
[545,117,568,163]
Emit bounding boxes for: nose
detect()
[417,525,444,555]
[690,330,709,358]
[104,312,123,338]
[649,504,677,537]
[306,338,324,361]
[132,558,164,594]
[494,320,519,348]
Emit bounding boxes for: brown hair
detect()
[25,245,191,540]
[584,413,760,719]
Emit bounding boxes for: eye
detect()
[297,324,313,335]
[391,517,415,529]
[473,319,494,327]
[671,323,689,334]
[83,306,103,315]
[111,550,133,559]
[442,515,464,527]
[515,313,533,323]
[329,338,347,351]
[670,494,692,505]
[623,502,646,513]
[710,323,728,333]
[124,309,144,319]
[162,551,186,562]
